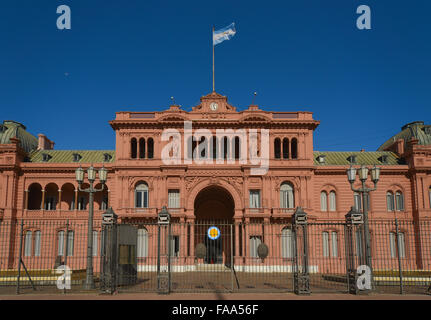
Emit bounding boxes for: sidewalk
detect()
[1,292,431,300]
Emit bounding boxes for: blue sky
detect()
[0,0,430,151]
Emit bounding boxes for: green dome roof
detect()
[0,120,38,153]
[378,121,431,151]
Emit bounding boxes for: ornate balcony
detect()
[272,208,295,218]
[244,207,270,218]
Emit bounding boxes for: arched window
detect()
[282,138,289,159]
[291,138,298,159]
[198,136,207,158]
[234,136,240,160]
[320,191,328,211]
[387,192,395,211]
[131,138,137,159]
[274,138,281,159]
[34,231,41,257]
[281,227,294,258]
[329,191,336,211]
[280,182,294,209]
[223,136,229,160]
[28,183,42,210]
[137,228,148,258]
[187,136,194,159]
[139,138,146,159]
[395,191,404,211]
[24,231,32,257]
[135,183,149,208]
[147,138,154,159]
[211,136,218,160]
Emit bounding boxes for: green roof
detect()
[314,151,404,166]
[27,150,115,163]
[378,121,431,151]
[0,120,38,153]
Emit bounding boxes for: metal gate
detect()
[99,207,431,295]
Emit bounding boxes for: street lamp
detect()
[347,165,380,278]
[76,164,108,290]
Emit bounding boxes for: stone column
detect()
[24,190,29,211]
[179,218,186,265]
[189,218,195,265]
[235,219,241,265]
[58,190,62,212]
[74,189,79,211]
[41,189,46,210]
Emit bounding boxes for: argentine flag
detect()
[213,23,236,45]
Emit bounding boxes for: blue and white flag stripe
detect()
[213,23,236,45]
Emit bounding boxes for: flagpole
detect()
[212,26,215,92]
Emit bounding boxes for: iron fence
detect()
[0,219,102,295]
[0,217,430,295]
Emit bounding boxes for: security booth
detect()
[100,208,138,293]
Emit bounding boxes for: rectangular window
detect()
[398,233,405,258]
[320,192,328,212]
[170,235,180,257]
[249,236,262,258]
[135,190,148,208]
[249,190,261,208]
[331,231,338,257]
[58,231,64,256]
[67,231,74,256]
[281,229,294,258]
[24,231,32,257]
[34,231,41,257]
[329,192,336,211]
[391,232,406,258]
[387,193,395,211]
[396,193,404,211]
[389,232,396,258]
[137,229,148,258]
[168,190,180,208]
[322,232,329,257]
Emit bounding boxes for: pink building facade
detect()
[1,91,431,273]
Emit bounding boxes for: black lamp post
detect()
[346,165,380,275]
[76,164,108,290]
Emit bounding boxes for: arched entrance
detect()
[194,185,234,265]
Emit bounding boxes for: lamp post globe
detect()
[75,166,84,184]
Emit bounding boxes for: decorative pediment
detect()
[191,91,237,113]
